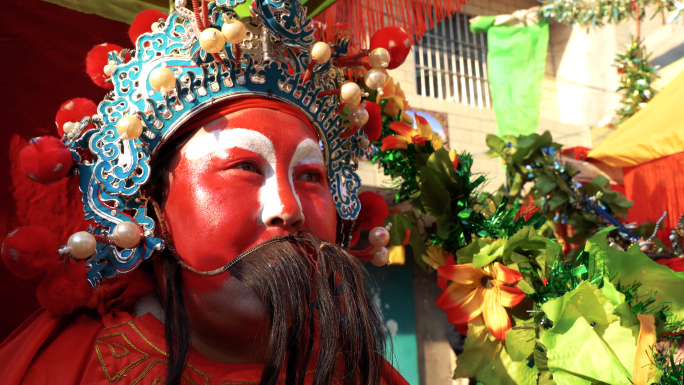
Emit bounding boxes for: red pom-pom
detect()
[2,227,60,279]
[350,191,389,247]
[37,263,93,315]
[85,43,124,89]
[55,98,97,137]
[19,136,73,184]
[370,27,412,70]
[364,102,382,141]
[129,9,167,45]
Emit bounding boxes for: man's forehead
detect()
[182,126,323,163]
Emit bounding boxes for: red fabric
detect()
[0,310,409,385]
[657,257,684,272]
[561,146,592,161]
[623,152,684,244]
[0,0,132,340]
[173,97,319,142]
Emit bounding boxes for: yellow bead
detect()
[111,221,142,249]
[348,106,369,127]
[371,247,389,266]
[364,69,387,90]
[311,42,331,63]
[116,116,143,140]
[221,20,247,45]
[67,231,97,260]
[340,82,361,106]
[369,47,390,69]
[149,67,176,93]
[199,28,226,54]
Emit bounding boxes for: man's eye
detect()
[298,172,320,183]
[233,161,261,174]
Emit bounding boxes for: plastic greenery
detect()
[485,131,635,246]
[539,0,679,27]
[366,71,684,385]
[614,37,660,124]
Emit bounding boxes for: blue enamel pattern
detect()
[68,0,364,288]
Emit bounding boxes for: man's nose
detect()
[260,170,305,229]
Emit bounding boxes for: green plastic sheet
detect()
[470,16,549,137]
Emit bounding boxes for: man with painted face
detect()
[0,97,407,385]
[0,0,411,382]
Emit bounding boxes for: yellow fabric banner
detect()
[588,69,684,167]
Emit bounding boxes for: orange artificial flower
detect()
[414,115,444,150]
[380,121,430,151]
[377,77,413,123]
[436,262,525,340]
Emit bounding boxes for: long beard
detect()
[226,232,387,385]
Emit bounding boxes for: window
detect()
[415,12,491,109]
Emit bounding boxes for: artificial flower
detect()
[380,121,429,151]
[449,149,460,169]
[436,262,525,340]
[414,114,444,150]
[376,76,413,123]
[422,245,449,270]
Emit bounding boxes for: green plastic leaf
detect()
[420,178,451,219]
[505,326,535,362]
[385,213,415,246]
[486,134,507,157]
[473,239,506,268]
[457,238,490,265]
[540,281,636,385]
[454,319,538,385]
[535,174,557,196]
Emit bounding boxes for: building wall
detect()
[358,2,684,384]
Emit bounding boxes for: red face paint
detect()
[163,107,338,291]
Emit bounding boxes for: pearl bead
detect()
[370,247,389,266]
[348,106,369,127]
[364,69,387,90]
[151,22,159,31]
[199,28,226,53]
[221,19,247,45]
[103,64,118,77]
[358,136,370,149]
[149,67,176,93]
[368,226,390,247]
[340,82,362,106]
[67,231,97,260]
[63,121,78,134]
[369,47,391,69]
[111,221,142,249]
[311,42,331,63]
[116,116,143,140]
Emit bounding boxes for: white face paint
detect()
[182,127,324,228]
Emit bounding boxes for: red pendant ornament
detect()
[1,226,60,279]
[128,9,168,44]
[18,136,73,184]
[370,26,411,70]
[85,43,124,89]
[54,98,97,137]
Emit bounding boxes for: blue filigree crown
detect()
[66,0,369,287]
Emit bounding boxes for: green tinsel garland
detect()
[614,37,660,124]
[539,0,679,27]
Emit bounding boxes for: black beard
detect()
[164,232,388,385]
